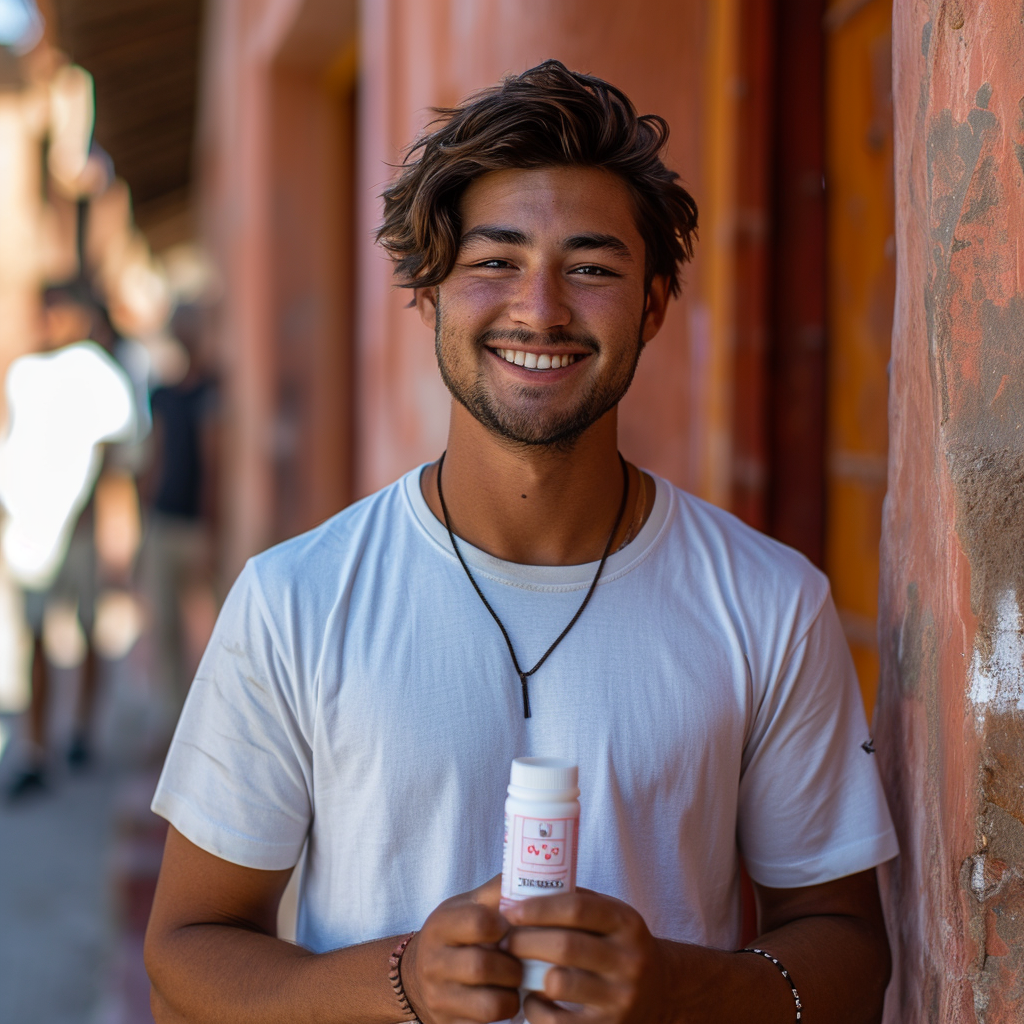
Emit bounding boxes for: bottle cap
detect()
[510,756,578,792]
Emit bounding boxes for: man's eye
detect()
[475,259,515,269]
[571,265,616,276]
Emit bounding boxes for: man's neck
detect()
[420,401,642,566]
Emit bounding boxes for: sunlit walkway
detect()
[0,647,167,1023]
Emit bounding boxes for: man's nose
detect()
[507,268,571,332]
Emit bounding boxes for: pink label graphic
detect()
[502,814,577,901]
[521,818,566,866]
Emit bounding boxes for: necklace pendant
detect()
[436,451,629,725]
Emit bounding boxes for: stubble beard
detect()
[434,296,646,453]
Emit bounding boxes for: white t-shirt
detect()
[0,342,136,588]
[153,467,897,957]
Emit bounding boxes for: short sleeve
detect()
[151,561,312,869]
[737,592,898,888]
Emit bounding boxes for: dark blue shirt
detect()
[150,377,216,518]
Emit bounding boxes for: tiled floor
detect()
[0,762,119,1023]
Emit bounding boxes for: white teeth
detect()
[498,350,579,369]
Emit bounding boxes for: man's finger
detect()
[519,990,577,1024]
[503,891,626,934]
[436,899,509,946]
[539,965,619,1009]
[430,979,522,1024]
[470,873,504,909]
[443,945,523,989]
[506,925,619,974]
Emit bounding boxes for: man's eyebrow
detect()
[459,226,533,248]
[562,233,634,261]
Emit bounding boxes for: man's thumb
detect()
[473,873,503,908]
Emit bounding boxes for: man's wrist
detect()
[652,938,795,1024]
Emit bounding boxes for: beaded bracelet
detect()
[387,933,421,1022]
[738,947,803,1021]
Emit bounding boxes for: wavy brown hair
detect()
[377,60,698,297]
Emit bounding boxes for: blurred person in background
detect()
[139,302,218,729]
[1,284,136,800]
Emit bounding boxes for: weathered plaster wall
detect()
[876,1,1024,1020]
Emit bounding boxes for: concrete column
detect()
[877,2,1024,1020]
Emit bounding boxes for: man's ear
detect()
[414,286,438,331]
[640,276,670,344]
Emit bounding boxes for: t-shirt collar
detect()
[403,462,671,590]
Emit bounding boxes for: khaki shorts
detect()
[22,529,97,638]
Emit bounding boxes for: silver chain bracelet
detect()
[738,947,803,1021]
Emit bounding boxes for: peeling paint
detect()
[965,804,1024,1019]
[950,444,1024,627]
[968,590,1024,722]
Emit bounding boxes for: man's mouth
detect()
[491,347,585,370]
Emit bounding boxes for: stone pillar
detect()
[876,1,1024,1020]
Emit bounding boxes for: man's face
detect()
[418,166,668,449]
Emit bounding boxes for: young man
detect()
[145,62,897,1024]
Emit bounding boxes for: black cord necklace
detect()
[436,451,631,718]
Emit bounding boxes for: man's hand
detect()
[402,874,523,1024]
[147,830,520,1024]
[504,888,666,1024]
[503,871,892,1024]
[146,827,888,1024]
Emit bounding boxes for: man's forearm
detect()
[146,925,405,1024]
[661,913,890,1024]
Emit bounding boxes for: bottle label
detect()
[501,812,577,902]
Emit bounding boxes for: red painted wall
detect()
[198,0,357,577]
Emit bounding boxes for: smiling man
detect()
[145,62,898,1024]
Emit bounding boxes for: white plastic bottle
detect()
[500,756,580,993]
